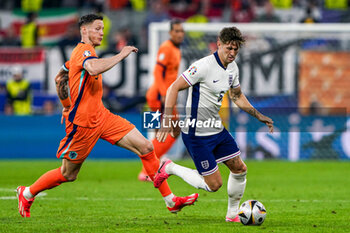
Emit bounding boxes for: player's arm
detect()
[154,62,168,103]
[156,76,190,142]
[229,86,274,133]
[84,46,138,76]
[55,68,71,109]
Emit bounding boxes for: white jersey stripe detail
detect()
[216,151,241,163]
[201,165,218,176]
[182,73,192,86]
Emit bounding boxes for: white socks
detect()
[23,187,34,199]
[163,193,175,207]
[166,162,212,192]
[226,171,247,218]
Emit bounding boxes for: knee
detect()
[61,171,78,182]
[207,180,223,192]
[232,162,247,174]
[238,164,247,174]
[139,140,154,155]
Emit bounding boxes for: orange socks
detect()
[140,151,172,197]
[29,167,68,196]
[140,135,176,175]
[152,134,176,159]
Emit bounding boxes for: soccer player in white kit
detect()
[153,26,274,222]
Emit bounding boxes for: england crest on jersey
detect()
[201,160,209,169]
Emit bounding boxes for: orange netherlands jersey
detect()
[66,42,108,128]
[146,40,181,100]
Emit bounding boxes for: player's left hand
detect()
[258,115,274,133]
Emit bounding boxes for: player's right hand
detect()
[120,46,138,58]
[156,117,172,142]
[61,107,70,124]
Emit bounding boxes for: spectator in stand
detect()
[300,6,319,23]
[58,23,80,62]
[20,12,39,48]
[5,66,32,115]
[142,0,170,50]
[41,99,57,115]
[230,0,255,23]
[1,26,21,46]
[110,28,138,52]
[254,1,281,22]
[144,0,170,29]
[167,0,200,19]
[108,0,130,10]
[201,0,226,22]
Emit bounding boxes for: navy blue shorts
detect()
[181,128,241,176]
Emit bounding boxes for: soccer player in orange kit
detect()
[139,19,185,181]
[16,14,198,218]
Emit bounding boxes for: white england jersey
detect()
[181,52,240,136]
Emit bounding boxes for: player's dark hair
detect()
[78,14,103,28]
[218,27,245,47]
[170,18,182,31]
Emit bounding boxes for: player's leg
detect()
[154,131,223,192]
[17,123,98,217]
[100,113,198,212]
[213,128,247,222]
[17,159,82,218]
[139,104,179,181]
[139,126,179,182]
[116,128,198,212]
[155,159,218,192]
[224,156,247,222]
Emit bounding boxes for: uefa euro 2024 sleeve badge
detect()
[188,66,197,76]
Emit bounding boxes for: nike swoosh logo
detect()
[213,80,219,83]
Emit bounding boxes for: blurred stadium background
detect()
[0,0,349,161]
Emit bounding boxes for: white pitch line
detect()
[1,195,350,203]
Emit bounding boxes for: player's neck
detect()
[218,54,228,68]
[217,51,229,69]
[81,38,96,48]
[170,39,180,48]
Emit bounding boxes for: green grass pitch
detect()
[0,160,349,233]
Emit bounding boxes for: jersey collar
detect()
[213,51,226,70]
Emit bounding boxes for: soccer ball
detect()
[238,200,266,225]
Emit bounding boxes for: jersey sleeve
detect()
[73,44,98,70]
[62,60,69,71]
[156,45,170,66]
[181,60,207,86]
[230,62,240,89]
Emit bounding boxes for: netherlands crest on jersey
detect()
[201,160,209,169]
[228,74,233,86]
[83,50,91,57]
[188,66,197,76]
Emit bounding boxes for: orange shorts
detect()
[56,111,135,164]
